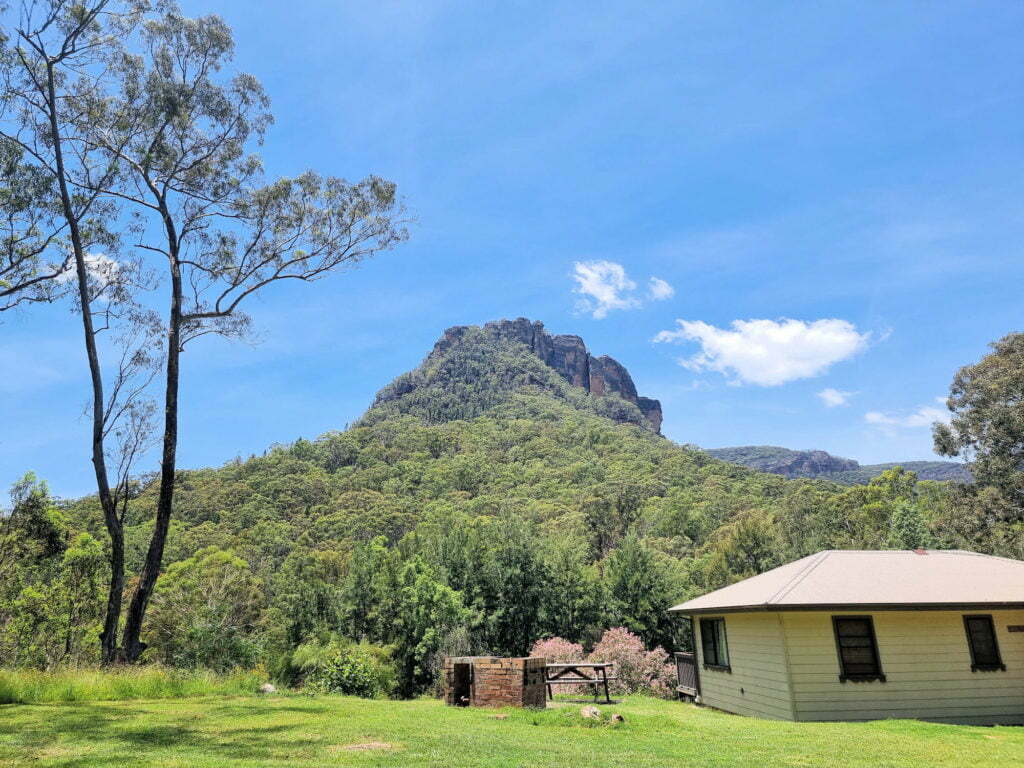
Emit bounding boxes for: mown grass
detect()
[0,667,263,704]
[1,694,1022,767]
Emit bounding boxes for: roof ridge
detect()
[830,548,1023,564]
[942,549,1024,564]
[765,551,831,605]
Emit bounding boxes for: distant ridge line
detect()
[705,445,971,485]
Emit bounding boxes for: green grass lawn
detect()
[1,694,1022,768]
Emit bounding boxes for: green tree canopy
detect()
[935,332,1024,514]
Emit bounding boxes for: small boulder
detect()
[610,713,625,723]
[580,705,601,720]
[259,683,277,694]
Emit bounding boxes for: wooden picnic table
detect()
[544,662,616,703]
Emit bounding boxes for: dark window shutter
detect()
[964,616,1004,671]
[832,616,883,681]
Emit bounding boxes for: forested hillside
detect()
[0,320,1013,695]
[706,446,972,484]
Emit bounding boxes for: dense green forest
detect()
[1,325,1019,696]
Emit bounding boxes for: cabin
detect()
[669,549,1024,725]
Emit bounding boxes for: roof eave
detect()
[668,601,1024,615]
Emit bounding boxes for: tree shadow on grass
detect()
[205,701,333,717]
[0,706,119,747]
[118,724,201,748]
[0,703,331,765]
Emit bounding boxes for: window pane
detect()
[700,619,717,665]
[715,620,729,666]
[838,636,872,648]
[841,647,876,665]
[835,619,871,637]
[700,618,728,667]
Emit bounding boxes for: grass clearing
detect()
[1,694,1022,767]
[0,667,263,705]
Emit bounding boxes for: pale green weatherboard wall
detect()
[782,609,1024,725]
[695,612,795,720]
[695,609,1024,725]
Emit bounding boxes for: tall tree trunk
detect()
[120,214,182,662]
[43,61,124,666]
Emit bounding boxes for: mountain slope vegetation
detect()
[706,446,972,484]
[0,320,1009,695]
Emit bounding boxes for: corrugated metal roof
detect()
[668,549,1024,613]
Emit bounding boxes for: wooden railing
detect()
[674,651,699,697]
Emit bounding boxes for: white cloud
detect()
[56,252,120,285]
[571,261,678,319]
[653,318,869,386]
[818,387,854,408]
[865,397,950,429]
[648,276,675,301]
[572,260,641,319]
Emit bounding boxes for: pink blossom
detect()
[529,636,584,662]
[587,627,676,698]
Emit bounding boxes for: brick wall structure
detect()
[443,656,547,709]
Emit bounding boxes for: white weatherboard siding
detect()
[695,612,794,720]
[782,610,1024,725]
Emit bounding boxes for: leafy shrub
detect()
[530,630,674,698]
[296,640,396,698]
[587,627,675,698]
[145,547,265,671]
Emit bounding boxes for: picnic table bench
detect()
[544,662,616,703]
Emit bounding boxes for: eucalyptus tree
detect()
[0,0,156,664]
[85,6,406,661]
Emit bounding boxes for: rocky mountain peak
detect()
[432,317,662,432]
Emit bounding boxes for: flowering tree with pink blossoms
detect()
[529,636,586,695]
[529,637,584,662]
[588,627,676,698]
[529,628,676,698]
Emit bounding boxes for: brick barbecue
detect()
[443,656,547,708]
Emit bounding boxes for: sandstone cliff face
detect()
[432,317,663,433]
[637,397,663,434]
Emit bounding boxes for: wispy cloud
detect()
[865,397,950,429]
[572,261,674,319]
[818,387,854,408]
[653,318,869,386]
[648,276,675,301]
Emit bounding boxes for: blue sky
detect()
[3,0,1023,498]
